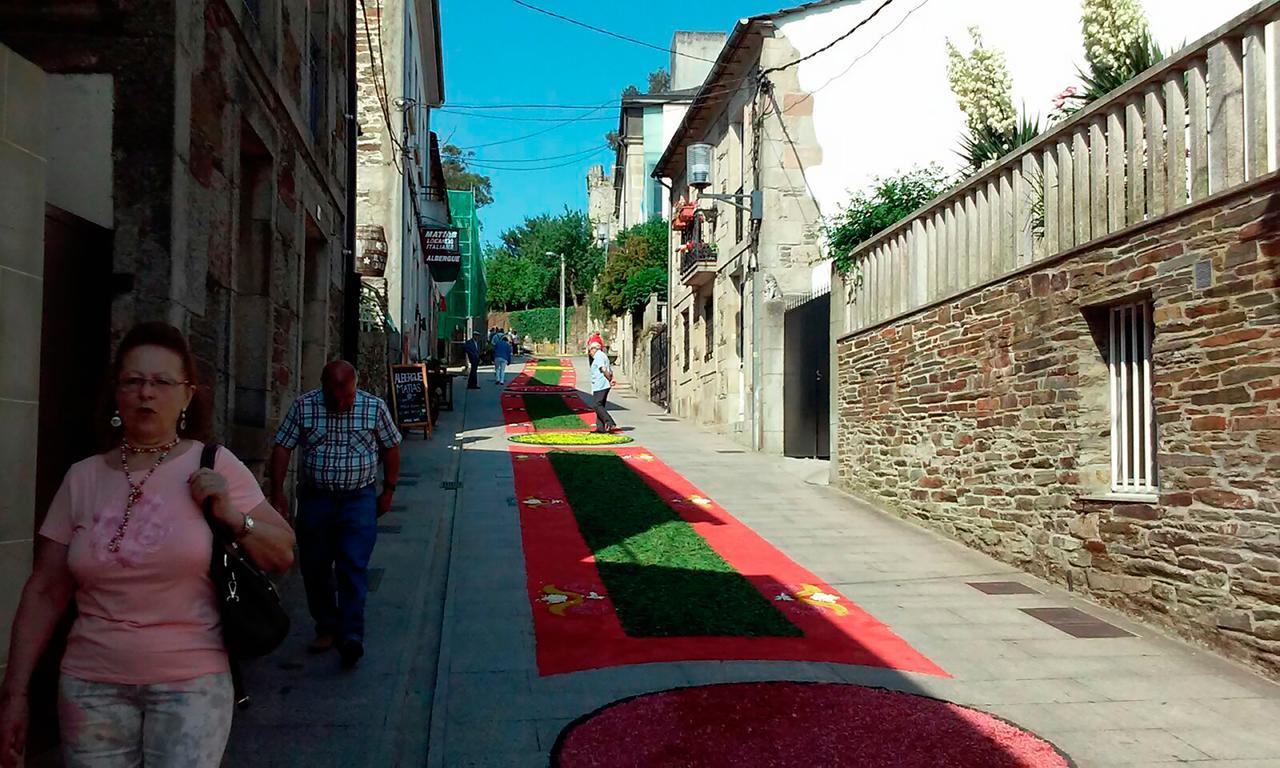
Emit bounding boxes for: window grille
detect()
[703,295,714,361]
[308,32,326,140]
[682,309,691,372]
[1109,301,1156,494]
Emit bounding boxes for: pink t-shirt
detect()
[39,443,266,685]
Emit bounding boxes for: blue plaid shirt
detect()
[274,389,402,491]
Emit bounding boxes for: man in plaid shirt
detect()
[269,360,401,668]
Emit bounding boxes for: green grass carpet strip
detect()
[523,394,587,430]
[530,363,563,386]
[547,451,801,638]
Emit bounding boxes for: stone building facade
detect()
[654,14,824,451]
[354,0,447,375]
[0,0,353,672]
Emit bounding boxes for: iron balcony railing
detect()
[679,244,717,275]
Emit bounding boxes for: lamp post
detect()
[547,251,565,355]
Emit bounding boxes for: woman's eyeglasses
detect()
[116,376,192,393]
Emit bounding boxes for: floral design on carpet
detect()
[510,432,634,446]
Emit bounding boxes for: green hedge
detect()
[509,307,574,343]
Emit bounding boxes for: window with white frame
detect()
[1108,301,1157,494]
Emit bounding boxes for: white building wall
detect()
[775,0,1258,217]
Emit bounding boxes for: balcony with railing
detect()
[836,0,1280,338]
[679,241,718,287]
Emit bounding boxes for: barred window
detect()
[1108,301,1157,494]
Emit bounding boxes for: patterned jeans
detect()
[57,672,233,768]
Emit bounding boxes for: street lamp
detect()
[547,251,565,355]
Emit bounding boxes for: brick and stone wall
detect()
[834,179,1280,678]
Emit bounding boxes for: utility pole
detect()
[549,251,565,355]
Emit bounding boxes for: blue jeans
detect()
[296,485,377,643]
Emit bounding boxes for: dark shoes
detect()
[339,639,364,669]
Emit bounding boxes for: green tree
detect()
[622,266,668,312]
[442,144,494,207]
[591,217,670,318]
[492,209,604,309]
[823,166,950,276]
[484,245,547,311]
[605,130,622,152]
[621,84,641,98]
[647,68,671,94]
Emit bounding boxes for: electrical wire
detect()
[510,0,718,63]
[781,0,934,114]
[465,144,611,164]
[453,99,615,150]
[760,0,899,77]
[440,102,617,110]
[437,108,618,123]
[359,0,402,174]
[464,148,611,172]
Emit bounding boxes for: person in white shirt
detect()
[588,341,617,433]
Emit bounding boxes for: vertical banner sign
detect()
[389,363,431,436]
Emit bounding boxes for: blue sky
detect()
[436,1,784,245]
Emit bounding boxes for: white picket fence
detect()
[839,0,1280,335]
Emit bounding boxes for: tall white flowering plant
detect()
[1064,0,1163,110]
[1082,0,1151,74]
[946,27,1016,137]
[946,27,1040,172]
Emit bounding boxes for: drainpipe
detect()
[342,0,360,362]
[749,74,766,453]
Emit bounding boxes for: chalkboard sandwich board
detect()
[389,363,432,439]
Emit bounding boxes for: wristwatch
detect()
[238,513,256,539]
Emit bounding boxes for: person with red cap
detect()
[586,332,604,353]
[587,339,618,433]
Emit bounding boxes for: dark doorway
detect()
[31,204,113,762]
[36,206,113,518]
[783,291,830,459]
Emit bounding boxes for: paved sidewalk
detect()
[222,380,471,768]
[431,357,1280,767]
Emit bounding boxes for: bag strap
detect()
[199,442,228,537]
[200,441,219,471]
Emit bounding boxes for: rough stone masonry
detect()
[835,179,1280,679]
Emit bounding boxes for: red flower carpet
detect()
[510,442,946,677]
[553,682,1073,768]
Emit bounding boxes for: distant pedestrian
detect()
[0,321,294,768]
[269,361,402,669]
[494,334,513,385]
[588,340,618,433]
[463,333,481,389]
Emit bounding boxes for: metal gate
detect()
[783,291,830,459]
[650,323,670,408]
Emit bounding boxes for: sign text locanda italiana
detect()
[421,227,461,263]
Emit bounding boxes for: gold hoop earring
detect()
[110,410,123,428]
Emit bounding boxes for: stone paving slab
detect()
[429,358,1280,768]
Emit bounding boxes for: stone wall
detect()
[0,1,351,481]
[834,179,1280,678]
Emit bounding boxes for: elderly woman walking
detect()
[0,322,295,768]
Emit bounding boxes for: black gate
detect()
[650,323,670,408]
[783,291,830,459]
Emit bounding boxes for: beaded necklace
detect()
[108,437,181,553]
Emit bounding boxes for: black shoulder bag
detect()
[200,443,291,705]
